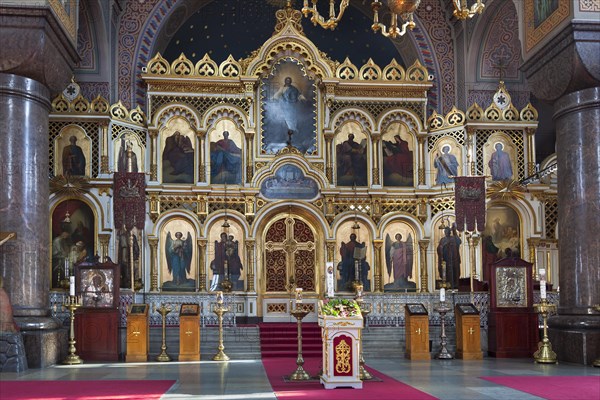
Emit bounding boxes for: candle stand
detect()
[212,300,230,361]
[62,295,83,365]
[156,303,172,362]
[357,302,372,380]
[435,301,454,359]
[289,307,310,380]
[533,299,557,364]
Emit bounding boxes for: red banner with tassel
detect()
[113,172,146,231]
[454,176,486,232]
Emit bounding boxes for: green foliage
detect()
[320,298,361,317]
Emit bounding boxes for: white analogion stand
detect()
[318,310,364,389]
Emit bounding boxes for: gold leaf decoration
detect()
[50,175,91,197]
[487,179,526,201]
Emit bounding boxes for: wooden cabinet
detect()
[455,303,482,360]
[126,304,149,362]
[75,309,120,361]
[179,313,200,361]
[405,304,430,360]
[488,257,538,358]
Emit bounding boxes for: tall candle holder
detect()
[155,303,172,362]
[289,306,310,380]
[213,293,230,361]
[357,300,372,380]
[533,298,557,364]
[435,301,454,359]
[62,295,83,365]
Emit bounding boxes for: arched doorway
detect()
[261,214,319,322]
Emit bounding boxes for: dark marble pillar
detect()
[0,74,64,367]
[521,22,600,365]
[0,74,51,316]
[549,87,600,365]
[0,5,78,367]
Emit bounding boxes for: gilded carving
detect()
[334,339,351,374]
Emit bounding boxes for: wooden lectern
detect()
[179,304,200,361]
[455,303,483,359]
[405,304,430,360]
[488,257,538,357]
[126,304,149,362]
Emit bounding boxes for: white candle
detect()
[440,288,445,302]
[539,268,547,299]
[69,276,75,297]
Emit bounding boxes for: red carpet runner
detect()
[0,379,176,400]
[263,357,437,400]
[480,376,600,400]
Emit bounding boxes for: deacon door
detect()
[263,216,317,321]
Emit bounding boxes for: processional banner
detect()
[454,176,486,232]
[114,172,146,230]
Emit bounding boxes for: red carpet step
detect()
[259,322,322,358]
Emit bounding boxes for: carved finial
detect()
[274,1,304,35]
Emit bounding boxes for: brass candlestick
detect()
[156,303,172,362]
[289,307,310,380]
[533,298,557,363]
[212,300,230,361]
[594,304,600,367]
[358,302,372,380]
[63,295,83,365]
[435,301,454,359]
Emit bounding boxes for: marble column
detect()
[549,87,600,364]
[0,74,68,368]
[521,21,600,365]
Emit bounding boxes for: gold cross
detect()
[415,328,421,335]
[468,327,475,335]
[185,330,193,336]
[132,330,140,337]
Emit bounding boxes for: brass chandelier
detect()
[302,0,485,38]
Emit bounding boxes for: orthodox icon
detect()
[51,199,95,289]
[382,122,414,186]
[161,219,196,291]
[261,59,316,154]
[336,122,368,186]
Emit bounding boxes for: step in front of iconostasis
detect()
[259,323,322,358]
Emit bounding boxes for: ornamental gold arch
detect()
[331,109,375,132]
[202,105,249,131]
[251,155,329,189]
[378,109,423,134]
[151,104,201,131]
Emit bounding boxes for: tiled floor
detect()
[1,357,599,399]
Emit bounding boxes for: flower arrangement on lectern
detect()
[320,298,362,317]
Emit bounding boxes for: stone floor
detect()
[1,357,598,399]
